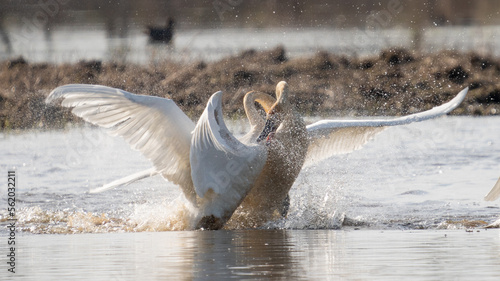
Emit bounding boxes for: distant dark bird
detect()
[146,18,175,44]
[0,23,12,53]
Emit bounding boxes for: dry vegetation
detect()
[1,47,499,130]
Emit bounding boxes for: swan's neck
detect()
[243,92,260,127]
[243,91,276,127]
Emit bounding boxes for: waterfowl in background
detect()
[146,18,175,44]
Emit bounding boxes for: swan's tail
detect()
[484,177,500,201]
[89,168,158,194]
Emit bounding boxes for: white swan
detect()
[46,82,469,229]
[46,85,275,230]
[485,177,500,201]
[231,81,469,227]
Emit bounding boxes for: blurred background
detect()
[1,0,500,64]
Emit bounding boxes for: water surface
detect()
[3,229,500,280]
[1,116,500,279]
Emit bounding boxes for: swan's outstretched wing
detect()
[89,168,158,194]
[304,87,469,166]
[304,126,385,166]
[485,177,500,201]
[46,84,196,202]
[190,91,267,203]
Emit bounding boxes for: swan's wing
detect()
[89,168,158,194]
[485,177,500,201]
[46,84,196,202]
[304,126,385,166]
[304,87,468,166]
[190,91,267,200]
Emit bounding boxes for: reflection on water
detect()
[192,230,302,278]
[5,229,500,280]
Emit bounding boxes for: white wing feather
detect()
[89,168,158,194]
[485,177,500,201]
[304,126,385,166]
[304,87,469,166]
[46,84,196,202]
[190,91,267,201]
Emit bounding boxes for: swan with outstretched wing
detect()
[46,85,274,230]
[232,82,469,227]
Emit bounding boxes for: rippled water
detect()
[1,116,500,279]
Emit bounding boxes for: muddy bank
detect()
[1,47,499,130]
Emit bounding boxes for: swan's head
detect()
[256,81,290,142]
[243,91,275,114]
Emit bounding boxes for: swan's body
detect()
[46,85,275,230]
[231,82,308,226]
[485,177,500,201]
[46,82,469,230]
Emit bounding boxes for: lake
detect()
[2,24,500,64]
[0,116,499,279]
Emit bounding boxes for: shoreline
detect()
[1,47,499,130]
